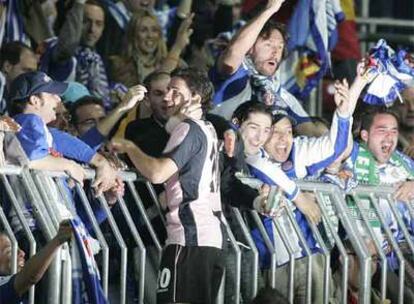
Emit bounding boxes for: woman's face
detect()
[136,16,161,54]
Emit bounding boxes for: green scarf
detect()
[354,143,414,185]
[347,143,414,228]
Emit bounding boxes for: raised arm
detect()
[160,13,194,73]
[13,221,72,297]
[217,0,284,75]
[51,0,86,62]
[95,85,147,136]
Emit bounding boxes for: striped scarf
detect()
[99,0,129,30]
[71,217,107,304]
[75,47,110,107]
[3,0,30,46]
[363,39,410,107]
[243,56,282,106]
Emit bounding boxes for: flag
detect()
[70,218,107,304]
[363,40,413,107]
[279,0,345,99]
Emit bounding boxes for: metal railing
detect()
[0,164,413,304]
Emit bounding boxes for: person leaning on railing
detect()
[0,221,72,304]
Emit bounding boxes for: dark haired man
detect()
[39,0,112,106]
[209,0,321,136]
[0,42,37,114]
[111,68,225,304]
[346,106,414,303]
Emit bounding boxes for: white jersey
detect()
[248,110,352,265]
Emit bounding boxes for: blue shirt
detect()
[14,114,96,163]
[0,275,22,304]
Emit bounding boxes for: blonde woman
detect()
[110,9,193,87]
[111,10,193,137]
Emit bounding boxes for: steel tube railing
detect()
[97,194,128,304]
[368,194,405,304]
[1,174,37,304]
[283,206,313,304]
[271,216,296,303]
[126,180,163,259]
[231,207,259,299]
[74,183,109,296]
[115,193,146,304]
[298,182,371,304]
[249,211,277,288]
[349,192,387,301]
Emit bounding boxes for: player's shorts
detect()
[156,244,225,304]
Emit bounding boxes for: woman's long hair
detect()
[125,9,167,68]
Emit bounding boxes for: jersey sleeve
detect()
[14,114,49,160]
[163,121,204,170]
[49,128,96,163]
[296,111,352,176]
[246,152,299,201]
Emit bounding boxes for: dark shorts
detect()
[156,244,225,304]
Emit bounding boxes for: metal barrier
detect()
[1,163,413,304]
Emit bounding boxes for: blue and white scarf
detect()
[70,217,107,304]
[363,39,413,107]
[75,46,111,108]
[243,56,283,106]
[3,0,30,46]
[280,0,344,99]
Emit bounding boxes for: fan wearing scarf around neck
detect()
[209,0,323,137]
[344,106,414,298]
[38,0,115,109]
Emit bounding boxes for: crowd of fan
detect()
[0,0,414,303]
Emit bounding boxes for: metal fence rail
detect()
[1,164,413,304]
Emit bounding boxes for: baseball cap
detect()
[271,107,297,125]
[61,82,91,104]
[8,71,68,103]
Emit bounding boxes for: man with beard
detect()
[346,106,414,303]
[209,0,322,136]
